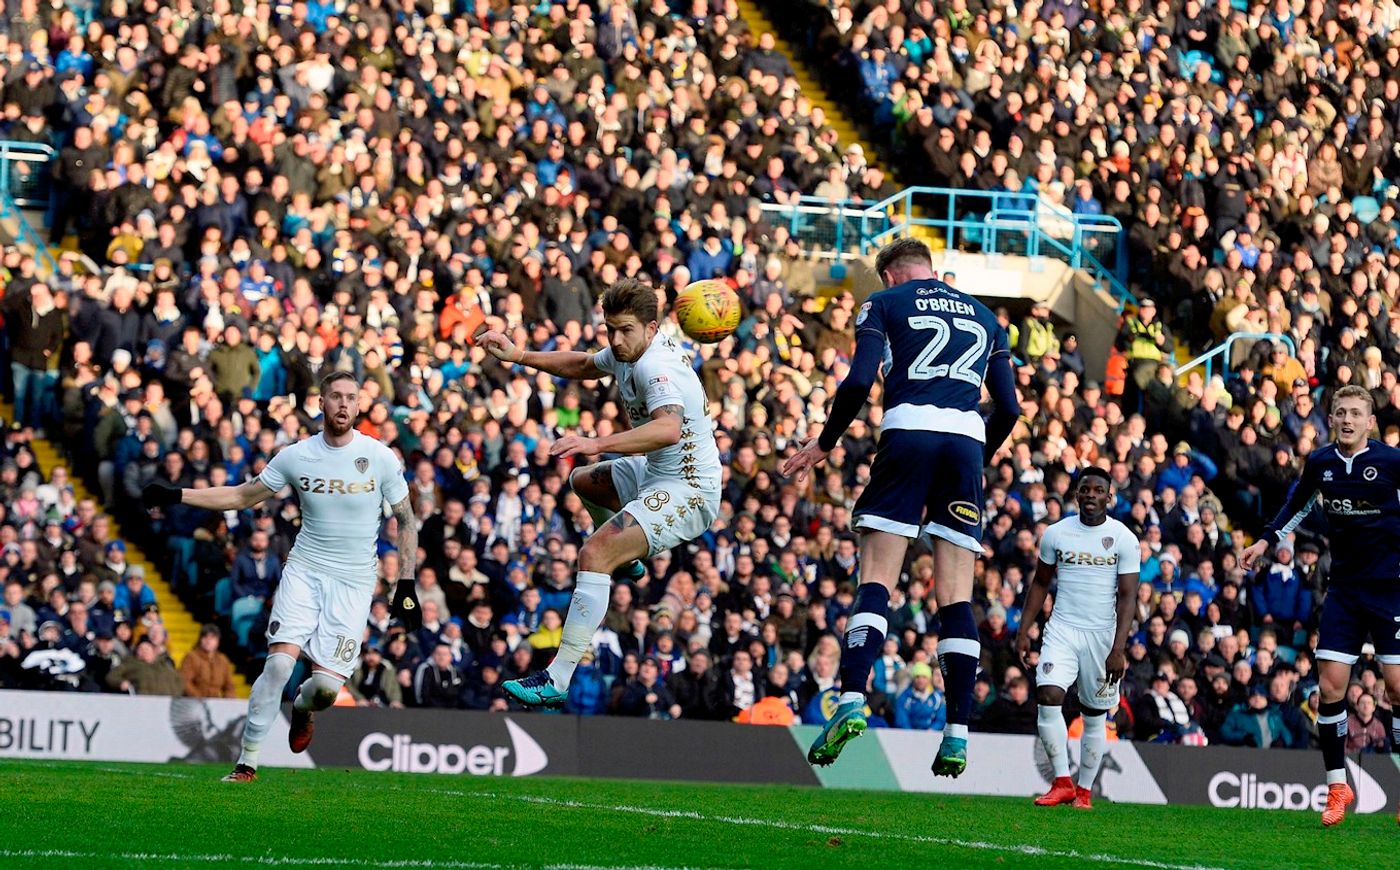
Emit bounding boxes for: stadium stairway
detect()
[7,406,250,697]
[733,0,939,251]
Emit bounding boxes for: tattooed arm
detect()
[391,495,418,581]
[389,495,423,630]
[551,404,684,459]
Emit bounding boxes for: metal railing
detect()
[1174,332,1296,382]
[0,189,57,277]
[0,141,56,212]
[759,186,1132,309]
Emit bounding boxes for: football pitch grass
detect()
[3,759,1394,869]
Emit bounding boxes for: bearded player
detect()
[1241,384,1400,826]
[143,371,419,782]
[476,278,721,707]
[784,238,1019,775]
[1015,466,1140,809]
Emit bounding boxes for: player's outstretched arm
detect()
[1243,458,1321,569]
[1106,570,1140,682]
[388,495,423,631]
[816,331,883,453]
[144,478,274,512]
[983,353,1020,463]
[476,329,603,380]
[1016,558,1056,669]
[552,404,683,459]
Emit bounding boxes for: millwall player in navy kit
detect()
[785,238,1019,775]
[1242,384,1400,827]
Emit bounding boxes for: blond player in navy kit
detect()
[476,278,722,708]
[143,371,416,782]
[1015,466,1140,809]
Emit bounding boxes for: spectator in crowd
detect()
[564,648,608,717]
[980,676,1036,735]
[414,643,465,710]
[670,649,725,721]
[180,624,236,699]
[894,662,946,731]
[1134,673,1194,742]
[1345,694,1390,754]
[620,657,681,720]
[349,643,403,709]
[106,637,182,696]
[229,531,281,610]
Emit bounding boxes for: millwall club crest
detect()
[355,457,369,474]
[1102,536,1114,550]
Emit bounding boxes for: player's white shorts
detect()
[267,561,373,678]
[1038,619,1119,708]
[610,456,720,557]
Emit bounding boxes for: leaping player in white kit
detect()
[475,278,722,708]
[143,371,419,782]
[1014,466,1140,809]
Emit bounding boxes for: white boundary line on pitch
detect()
[11,762,1226,870]
[0,849,692,870]
[468,791,1231,870]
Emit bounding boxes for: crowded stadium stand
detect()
[0,0,1392,756]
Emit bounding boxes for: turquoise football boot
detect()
[806,700,867,766]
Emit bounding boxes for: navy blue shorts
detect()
[1317,584,1400,666]
[852,429,984,552]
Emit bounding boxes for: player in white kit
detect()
[475,278,722,708]
[1014,466,1140,809]
[143,371,417,782]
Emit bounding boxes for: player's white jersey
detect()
[593,333,721,490]
[258,430,408,583]
[1038,515,1141,632]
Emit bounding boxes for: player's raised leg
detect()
[288,665,346,753]
[571,462,644,583]
[504,511,646,707]
[807,530,905,765]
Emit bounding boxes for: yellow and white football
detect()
[673,279,742,343]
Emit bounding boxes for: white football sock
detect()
[1078,712,1108,790]
[293,670,344,713]
[545,571,611,690]
[1038,704,1070,779]
[237,652,296,769]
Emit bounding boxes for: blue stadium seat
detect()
[214,577,232,618]
[230,595,261,649]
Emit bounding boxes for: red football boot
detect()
[1035,776,1077,806]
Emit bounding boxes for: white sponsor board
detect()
[355,719,548,776]
[0,689,311,768]
[874,730,1168,805]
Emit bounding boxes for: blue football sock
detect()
[838,583,890,703]
[937,600,980,739]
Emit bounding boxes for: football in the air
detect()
[674,279,742,343]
